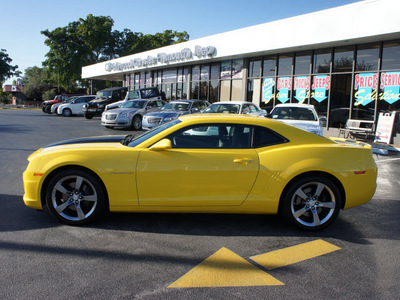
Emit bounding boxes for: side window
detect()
[249,104,258,113]
[168,124,252,149]
[199,101,209,110]
[191,102,201,111]
[242,104,251,114]
[253,126,288,148]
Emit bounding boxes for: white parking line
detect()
[375,157,400,164]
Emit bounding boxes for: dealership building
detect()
[82,0,400,128]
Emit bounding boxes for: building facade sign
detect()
[105,45,216,73]
[380,72,400,104]
[312,75,330,103]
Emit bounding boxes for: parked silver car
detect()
[142,100,210,130]
[101,99,166,130]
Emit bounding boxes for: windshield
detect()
[96,90,112,99]
[270,107,317,121]
[124,120,181,147]
[121,100,147,109]
[126,90,141,100]
[161,102,189,111]
[204,104,240,114]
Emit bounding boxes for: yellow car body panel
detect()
[23,114,377,219]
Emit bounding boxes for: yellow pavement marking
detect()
[168,247,284,288]
[251,239,341,270]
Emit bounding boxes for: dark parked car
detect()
[83,87,128,119]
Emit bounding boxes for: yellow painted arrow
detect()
[251,239,341,270]
[169,247,284,288]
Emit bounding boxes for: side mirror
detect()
[146,106,152,110]
[149,139,172,151]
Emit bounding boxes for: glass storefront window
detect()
[276,77,292,103]
[162,68,177,84]
[209,80,219,103]
[310,74,330,116]
[378,71,400,111]
[191,81,200,99]
[201,65,210,81]
[382,41,400,70]
[221,61,231,79]
[210,64,220,80]
[249,59,261,78]
[333,46,354,73]
[278,54,293,76]
[294,52,311,75]
[352,72,377,120]
[220,80,231,101]
[192,66,200,81]
[232,59,244,79]
[200,81,209,100]
[231,80,242,101]
[261,77,275,108]
[313,49,332,73]
[329,74,352,127]
[263,56,276,77]
[356,43,380,71]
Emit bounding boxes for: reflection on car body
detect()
[23,114,377,231]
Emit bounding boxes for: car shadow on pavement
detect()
[2,194,399,245]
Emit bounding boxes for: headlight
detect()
[163,116,176,122]
[120,112,133,118]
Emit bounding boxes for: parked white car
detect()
[203,101,267,117]
[57,95,96,117]
[50,96,79,114]
[267,103,324,136]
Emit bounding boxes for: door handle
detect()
[234,158,252,164]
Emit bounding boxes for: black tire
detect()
[131,115,142,130]
[45,105,52,114]
[105,126,113,129]
[84,113,93,119]
[45,169,107,225]
[62,108,72,117]
[281,176,341,231]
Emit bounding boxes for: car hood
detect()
[146,110,187,118]
[104,108,140,114]
[43,135,126,148]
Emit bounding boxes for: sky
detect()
[1,0,361,85]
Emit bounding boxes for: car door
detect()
[136,123,259,206]
[70,97,85,114]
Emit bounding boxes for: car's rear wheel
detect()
[131,115,142,130]
[281,176,341,231]
[62,108,72,117]
[45,169,106,225]
[45,105,51,114]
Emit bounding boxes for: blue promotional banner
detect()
[311,75,330,103]
[380,72,400,104]
[262,78,275,104]
[277,77,291,103]
[354,73,378,106]
[294,76,310,103]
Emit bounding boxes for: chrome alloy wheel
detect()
[50,175,98,222]
[290,181,336,228]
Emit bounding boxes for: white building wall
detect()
[82,0,400,80]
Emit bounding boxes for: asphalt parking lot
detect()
[1,109,399,300]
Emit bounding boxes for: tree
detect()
[0,49,21,84]
[22,66,53,101]
[41,15,189,92]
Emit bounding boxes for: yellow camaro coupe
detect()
[23,114,377,230]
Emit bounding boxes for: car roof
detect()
[210,101,249,105]
[274,103,315,108]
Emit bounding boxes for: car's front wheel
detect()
[131,115,142,130]
[281,176,341,231]
[84,113,93,119]
[62,108,72,117]
[45,169,107,225]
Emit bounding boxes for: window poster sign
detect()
[354,73,378,106]
[277,77,292,103]
[294,76,311,103]
[312,75,330,102]
[380,72,400,104]
[262,78,275,104]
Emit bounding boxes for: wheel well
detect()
[278,171,346,211]
[40,165,109,210]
